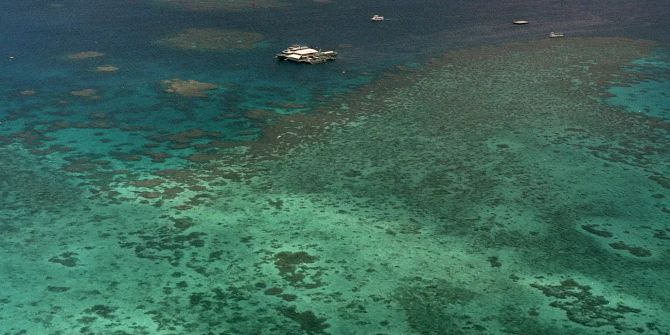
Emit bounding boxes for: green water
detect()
[1,1,670,334]
[3,36,669,334]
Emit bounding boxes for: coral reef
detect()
[67,51,105,60]
[48,252,79,267]
[70,88,100,99]
[608,241,652,257]
[95,65,119,73]
[581,224,614,238]
[161,78,217,97]
[279,306,330,334]
[395,278,481,334]
[157,28,263,51]
[531,279,642,331]
[2,34,668,334]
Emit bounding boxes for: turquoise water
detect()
[607,49,670,120]
[1,1,670,334]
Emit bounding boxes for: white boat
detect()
[512,19,529,25]
[276,44,337,64]
[280,45,311,54]
[371,14,384,21]
[549,32,565,38]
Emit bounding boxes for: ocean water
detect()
[1,1,669,334]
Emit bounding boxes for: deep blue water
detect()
[3,0,669,88]
[3,0,669,141]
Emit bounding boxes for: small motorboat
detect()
[512,19,529,25]
[549,32,565,38]
[371,14,384,21]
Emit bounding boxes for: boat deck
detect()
[276,45,337,64]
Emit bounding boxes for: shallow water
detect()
[1,1,669,334]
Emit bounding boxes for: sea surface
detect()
[1,1,669,334]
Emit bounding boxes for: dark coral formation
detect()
[531,279,641,330]
[653,229,670,240]
[84,304,117,319]
[273,251,324,288]
[279,306,330,334]
[119,227,207,267]
[608,241,652,257]
[395,278,481,334]
[48,252,79,267]
[47,286,71,292]
[649,174,670,189]
[130,178,165,188]
[581,224,614,238]
[0,145,80,213]
[274,251,318,274]
[487,256,502,268]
